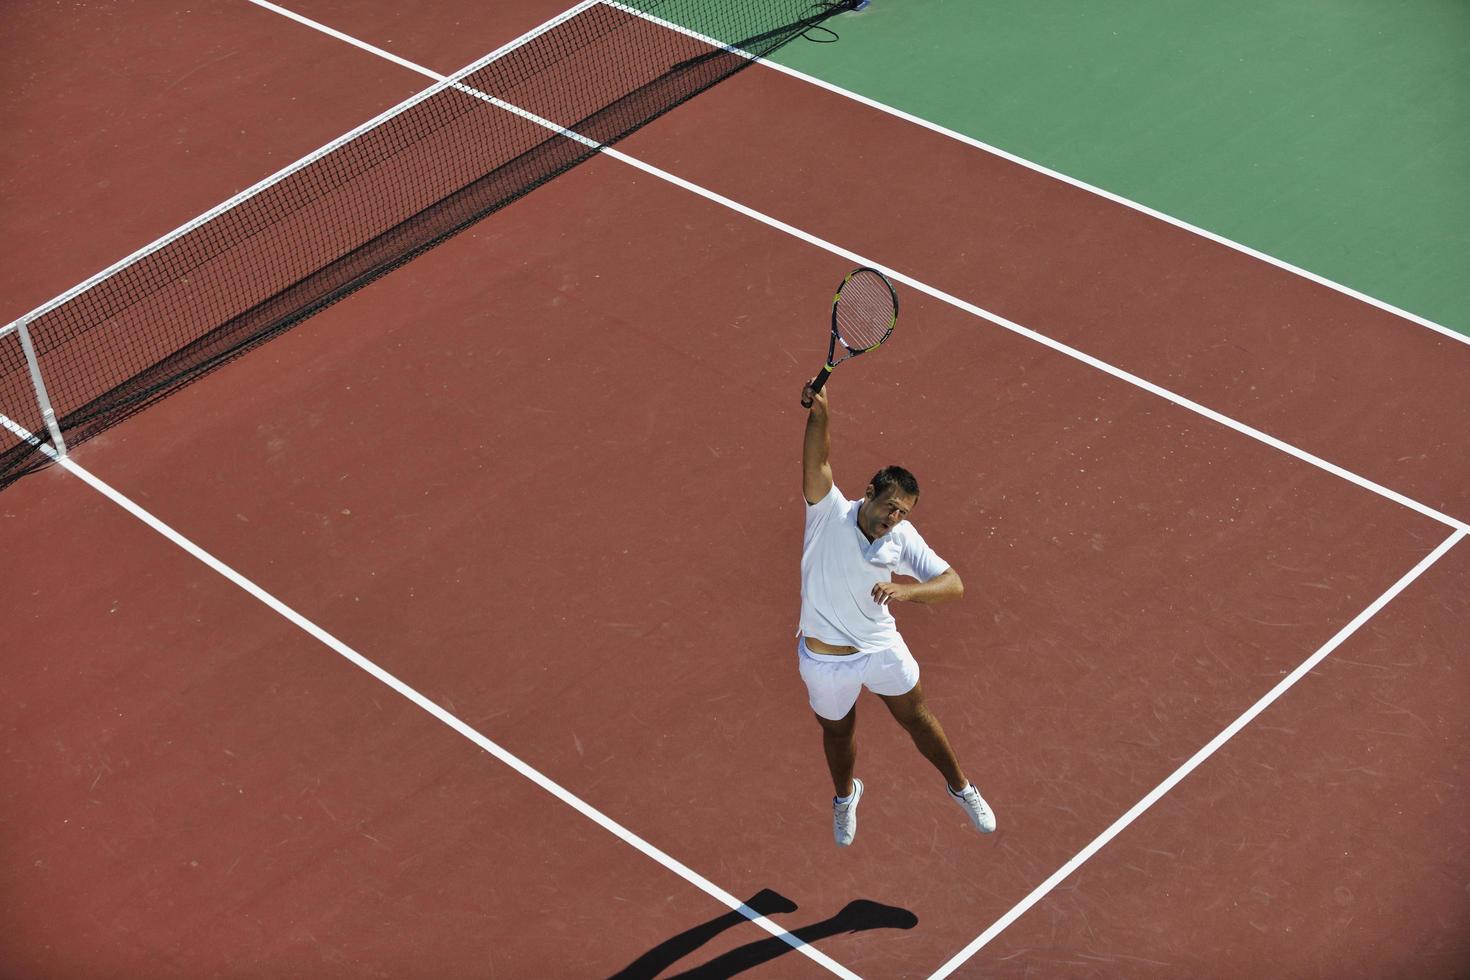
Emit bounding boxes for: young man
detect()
[798,381,996,847]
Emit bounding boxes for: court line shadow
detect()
[609,889,918,979]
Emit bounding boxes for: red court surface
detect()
[3,2,1467,978]
[1,0,425,316]
[977,544,1470,978]
[8,477,820,978]
[610,66,1470,522]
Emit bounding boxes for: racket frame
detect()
[806,267,898,399]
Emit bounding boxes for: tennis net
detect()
[0,0,853,490]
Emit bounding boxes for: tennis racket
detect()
[801,267,898,408]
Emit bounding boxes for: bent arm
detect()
[911,567,964,604]
[872,567,964,606]
[802,385,834,505]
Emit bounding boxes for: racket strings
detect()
[834,272,896,351]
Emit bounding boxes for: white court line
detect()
[228,7,1470,976]
[5,4,1463,973]
[243,0,1469,537]
[762,33,1470,349]
[928,525,1467,979]
[0,0,606,340]
[590,150,1470,535]
[0,411,859,980]
[11,0,1470,969]
[609,2,1470,349]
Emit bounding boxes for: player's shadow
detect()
[609,888,918,979]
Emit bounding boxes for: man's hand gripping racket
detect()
[801,267,899,408]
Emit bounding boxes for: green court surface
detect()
[775,0,1470,339]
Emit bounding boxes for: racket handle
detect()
[801,366,833,408]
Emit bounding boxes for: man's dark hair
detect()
[869,465,920,500]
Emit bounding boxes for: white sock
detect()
[834,788,856,805]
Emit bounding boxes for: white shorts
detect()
[796,636,920,721]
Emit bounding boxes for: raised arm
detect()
[802,382,834,505]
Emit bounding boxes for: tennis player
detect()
[799,381,996,847]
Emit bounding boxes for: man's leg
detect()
[797,640,870,844]
[879,681,997,833]
[814,705,858,798]
[876,681,965,791]
[817,706,864,846]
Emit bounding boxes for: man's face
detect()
[858,485,917,542]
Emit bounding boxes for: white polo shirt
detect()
[799,483,950,653]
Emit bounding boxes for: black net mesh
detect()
[0,0,853,490]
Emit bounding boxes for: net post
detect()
[13,319,67,458]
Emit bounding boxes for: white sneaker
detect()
[833,778,863,847]
[948,782,996,833]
